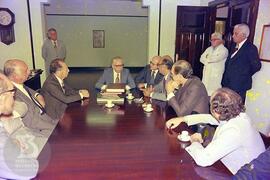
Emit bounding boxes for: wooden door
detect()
[175,6,214,78]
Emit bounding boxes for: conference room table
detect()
[35,95,232,179]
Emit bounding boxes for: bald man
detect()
[4,59,57,136]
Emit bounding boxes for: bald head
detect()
[0,73,15,115]
[4,59,30,84]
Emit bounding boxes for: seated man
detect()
[143,58,173,101]
[4,59,56,136]
[95,56,135,91]
[166,88,265,175]
[233,132,270,179]
[166,60,209,116]
[41,59,89,119]
[0,73,38,180]
[135,56,163,89]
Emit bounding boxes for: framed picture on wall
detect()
[93,30,105,48]
[259,25,270,62]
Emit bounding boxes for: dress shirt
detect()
[184,113,265,174]
[231,38,247,58]
[51,40,58,48]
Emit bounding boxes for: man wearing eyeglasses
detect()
[95,56,136,91]
[135,56,164,90]
[0,73,39,179]
[200,32,228,96]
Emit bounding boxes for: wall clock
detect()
[0,8,15,45]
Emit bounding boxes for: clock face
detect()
[0,10,13,26]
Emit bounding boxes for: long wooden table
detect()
[35,96,232,179]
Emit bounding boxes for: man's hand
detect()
[143,86,154,97]
[165,117,184,129]
[36,94,45,108]
[166,80,178,94]
[190,133,204,144]
[79,89,90,98]
[138,83,146,90]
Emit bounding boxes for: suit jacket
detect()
[168,76,209,117]
[221,41,261,94]
[42,39,66,75]
[134,65,163,86]
[95,68,136,89]
[14,85,56,136]
[200,44,228,95]
[41,74,81,119]
[151,73,172,101]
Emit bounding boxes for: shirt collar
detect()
[12,81,24,89]
[54,74,63,85]
[237,38,247,50]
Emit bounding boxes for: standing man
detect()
[222,23,261,102]
[95,56,136,91]
[200,32,228,96]
[42,28,66,76]
[41,59,89,119]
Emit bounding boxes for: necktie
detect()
[150,71,155,85]
[53,41,57,48]
[24,86,46,114]
[115,73,120,83]
[61,82,65,93]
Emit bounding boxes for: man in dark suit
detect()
[222,23,261,102]
[143,58,173,101]
[4,59,56,136]
[41,59,89,119]
[135,56,163,89]
[166,60,209,117]
[95,56,136,90]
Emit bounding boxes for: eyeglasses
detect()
[0,88,16,96]
[150,61,158,66]
[210,39,220,42]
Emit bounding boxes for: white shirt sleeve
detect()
[166,92,175,101]
[185,126,241,167]
[184,114,219,126]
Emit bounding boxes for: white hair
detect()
[211,32,223,40]
[234,24,250,38]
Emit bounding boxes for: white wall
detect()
[0,0,48,82]
[246,0,270,135]
[44,0,148,67]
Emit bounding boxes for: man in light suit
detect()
[166,60,209,117]
[95,56,136,90]
[200,32,228,96]
[4,59,56,136]
[143,58,173,101]
[41,59,89,119]
[222,23,262,102]
[0,73,38,180]
[135,56,164,88]
[42,28,66,76]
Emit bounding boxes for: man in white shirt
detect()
[166,88,265,174]
[41,59,89,119]
[200,32,228,96]
[95,56,136,91]
[0,73,38,180]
